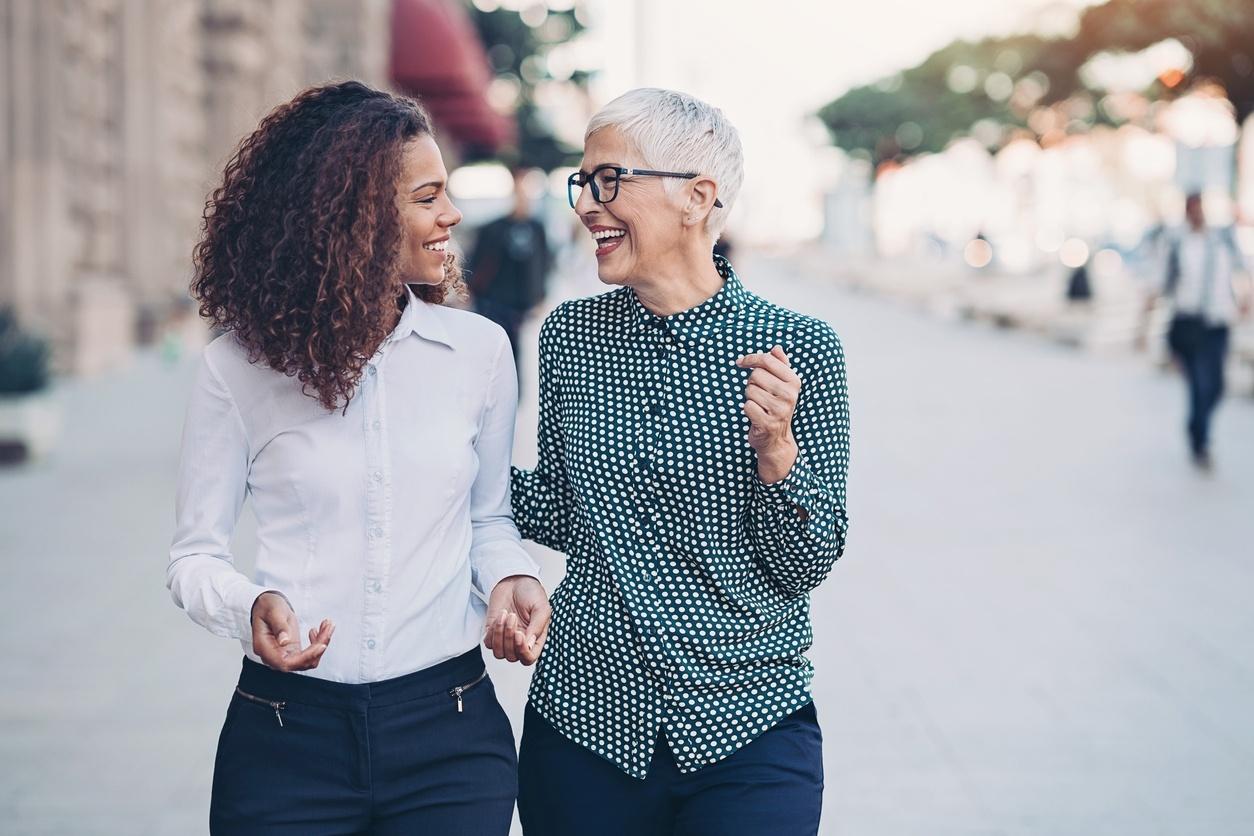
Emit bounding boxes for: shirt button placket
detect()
[361,360,389,681]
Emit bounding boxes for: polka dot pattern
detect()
[511,255,851,778]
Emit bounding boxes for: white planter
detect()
[0,390,62,462]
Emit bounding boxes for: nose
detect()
[439,197,463,229]
[574,178,599,217]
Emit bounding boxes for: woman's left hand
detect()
[484,576,551,665]
[736,345,800,483]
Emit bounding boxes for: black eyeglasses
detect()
[567,164,724,209]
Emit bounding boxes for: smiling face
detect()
[396,135,462,286]
[575,127,690,287]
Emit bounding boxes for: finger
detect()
[744,384,780,415]
[746,369,790,399]
[770,344,790,365]
[277,608,302,650]
[744,399,771,427]
[491,610,508,659]
[747,381,777,411]
[277,641,328,672]
[314,619,335,647]
[520,605,552,665]
[754,352,800,384]
[502,613,521,663]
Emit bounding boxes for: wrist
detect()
[252,590,291,619]
[756,439,798,485]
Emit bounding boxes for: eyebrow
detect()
[410,180,443,193]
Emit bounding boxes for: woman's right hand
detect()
[250,591,334,672]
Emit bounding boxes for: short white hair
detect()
[585,88,743,241]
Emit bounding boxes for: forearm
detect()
[747,452,848,598]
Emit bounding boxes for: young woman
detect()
[167,80,550,835]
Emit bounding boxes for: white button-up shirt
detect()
[167,288,539,683]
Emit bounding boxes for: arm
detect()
[509,309,576,552]
[740,334,851,599]
[167,352,333,669]
[469,334,542,600]
[473,333,550,664]
[167,352,274,642]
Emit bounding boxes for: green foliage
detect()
[817,0,1254,163]
[0,310,51,395]
[467,4,588,171]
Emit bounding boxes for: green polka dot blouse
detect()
[511,256,850,779]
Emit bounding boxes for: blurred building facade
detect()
[0,0,391,374]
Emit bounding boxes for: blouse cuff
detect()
[753,452,820,520]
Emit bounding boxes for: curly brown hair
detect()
[192,80,465,411]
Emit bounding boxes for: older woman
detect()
[500,88,851,835]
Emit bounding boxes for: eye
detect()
[594,168,619,190]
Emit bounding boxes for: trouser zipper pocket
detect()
[448,670,489,713]
[236,686,287,728]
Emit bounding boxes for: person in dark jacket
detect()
[468,167,553,375]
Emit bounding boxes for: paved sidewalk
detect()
[2,256,1252,834]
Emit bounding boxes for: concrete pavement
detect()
[2,255,1252,834]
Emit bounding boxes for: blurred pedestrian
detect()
[468,166,553,376]
[168,81,548,835]
[1142,193,1252,470]
[506,88,850,836]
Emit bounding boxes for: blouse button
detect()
[366,639,376,649]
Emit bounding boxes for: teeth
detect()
[592,229,626,241]
[423,240,448,252]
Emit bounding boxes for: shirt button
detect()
[655,348,667,359]
[369,526,383,539]
[649,403,663,416]
[367,366,378,377]
[366,639,376,649]
[371,471,383,483]
[372,420,381,431]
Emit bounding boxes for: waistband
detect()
[236,648,486,710]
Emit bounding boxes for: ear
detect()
[683,176,720,229]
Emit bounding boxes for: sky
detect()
[584,0,1107,243]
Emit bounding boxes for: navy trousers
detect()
[517,702,824,836]
[1168,314,1229,455]
[210,649,517,835]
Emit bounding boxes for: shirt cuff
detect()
[472,539,542,601]
[753,452,818,520]
[229,581,281,647]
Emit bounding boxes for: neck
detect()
[630,242,724,317]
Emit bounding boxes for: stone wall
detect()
[0,0,390,374]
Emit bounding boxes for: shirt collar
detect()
[627,254,747,342]
[386,285,456,350]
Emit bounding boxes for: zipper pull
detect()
[274,707,284,728]
[454,687,464,713]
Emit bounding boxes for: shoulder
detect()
[742,294,845,365]
[540,288,632,339]
[429,302,511,359]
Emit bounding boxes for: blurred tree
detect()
[817,35,1049,164]
[817,0,1254,163]
[467,4,588,170]
[1063,0,1254,121]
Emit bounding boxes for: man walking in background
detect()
[1145,193,1251,471]
[468,167,553,381]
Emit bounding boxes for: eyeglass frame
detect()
[567,164,724,210]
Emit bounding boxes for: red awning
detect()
[390,0,515,151]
